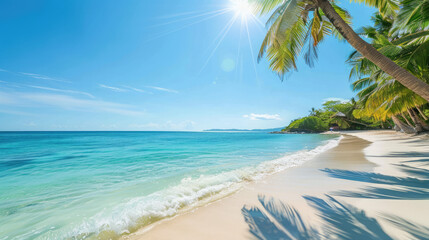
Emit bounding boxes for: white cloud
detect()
[99,84,128,92]
[123,86,153,94]
[146,86,179,93]
[28,85,95,98]
[243,113,281,121]
[323,98,350,103]
[19,72,71,83]
[99,84,177,94]
[0,92,17,104]
[0,68,70,83]
[0,91,144,116]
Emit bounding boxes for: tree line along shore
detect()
[276,99,429,134]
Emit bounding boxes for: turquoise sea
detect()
[0,131,340,239]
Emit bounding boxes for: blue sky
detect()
[0,0,375,131]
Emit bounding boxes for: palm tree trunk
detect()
[386,120,393,128]
[411,109,429,131]
[392,115,416,134]
[407,109,423,132]
[401,112,413,126]
[345,118,370,127]
[417,106,428,120]
[315,0,429,101]
[392,116,401,131]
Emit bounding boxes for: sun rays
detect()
[148,0,263,78]
[229,0,255,19]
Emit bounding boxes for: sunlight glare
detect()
[230,0,254,19]
[155,0,262,75]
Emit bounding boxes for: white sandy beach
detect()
[124,130,429,239]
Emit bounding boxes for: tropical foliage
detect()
[254,0,429,102]
[347,1,429,133]
[254,0,351,77]
[255,0,429,134]
[284,116,328,132]
[283,100,380,133]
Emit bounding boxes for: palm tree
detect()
[253,0,429,101]
[390,0,429,35]
[309,107,317,116]
[347,12,429,133]
[392,115,416,133]
[417,106,428,120]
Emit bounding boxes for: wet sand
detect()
[124,130,429,240]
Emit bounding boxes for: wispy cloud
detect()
[28,85,95,98]
[0,67,71,83]
[146,86,179,93]
[100,84,174,94]
[0,91,144,116]
[19,72,71,83]
[0,92,17,104]
[123,86,153,94]
[243,113,281,121]
[99,84,128,92]
[0,81,95,99]
[323,97,350,103]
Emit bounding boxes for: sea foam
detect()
[62,136,343,239]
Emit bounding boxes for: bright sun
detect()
[230,0,254,18]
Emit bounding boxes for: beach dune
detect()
[124,130,429,240]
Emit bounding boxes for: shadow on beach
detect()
[388,151,429,165]
[391,152,429,166]
[242,150,429,239]
[321,167,429,200]
[320,153,429,199]
[242,195,429,240]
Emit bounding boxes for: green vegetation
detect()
[347,0,429,134]
[254,0,429,134]
[284,116,328,133]
[282,100,381,133]
[253,0,429,101]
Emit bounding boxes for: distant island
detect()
[203,127,283,132]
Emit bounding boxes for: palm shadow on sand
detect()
[387,151,429,166]
[242,195,394,240]
[242,195,429,240]
[242,149,429,239]
[242,195,319,240]
[321,163,429,200]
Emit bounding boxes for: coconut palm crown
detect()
[348,11,429,132]
[255,0,351,77]
[253,0,429,101]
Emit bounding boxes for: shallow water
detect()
[0,131,340,239]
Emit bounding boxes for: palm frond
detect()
[251,0,288,15]
[391,30,429,45]
[391,0,429,34]
[257,0,302,61]
[351,0,399,17]
[256,0,353,77]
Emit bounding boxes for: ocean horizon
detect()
[0,131,340,239]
